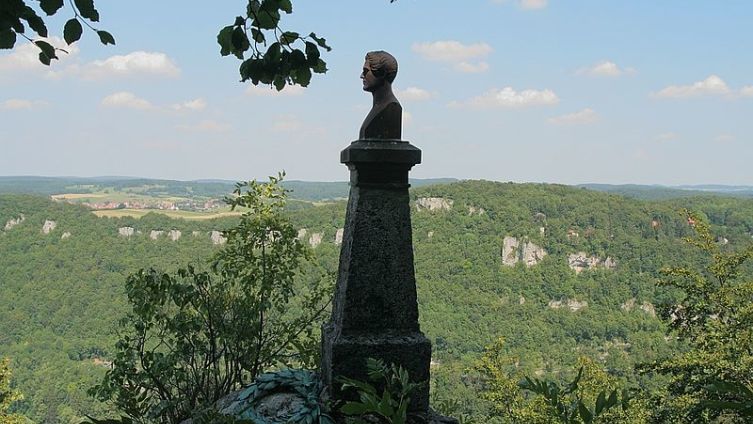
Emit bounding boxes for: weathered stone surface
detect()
[416,197,453,212]
[42,220,57,234]
[168,229,182,241]
[501,236,546,267]
[334,228,344,245]
[467,205,485,216]
[640,302,657,317]
[4,215,25,231]
[322,139,431,415]
[309,232,323,248]
[192,231,201,237]
[118,227,134,237]
[568,252,616,274]
[297,228,307,241]
[549,299,588,312]
[149,230,164,240]
[210,230,226,245]
[61,232,71,239]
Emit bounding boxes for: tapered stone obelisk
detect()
[321,51,431,417]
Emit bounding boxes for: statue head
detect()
[361,51,398,92]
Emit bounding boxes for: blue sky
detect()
[1,1,752,185]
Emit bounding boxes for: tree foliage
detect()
[645,210,753,422]
[0,357,28,424]
[0,0,114,65]
[89,175,332,423]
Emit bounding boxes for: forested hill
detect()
[2,182,753,422]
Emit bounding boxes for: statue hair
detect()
[365,51,398,83]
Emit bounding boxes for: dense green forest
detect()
[1,181,753,422]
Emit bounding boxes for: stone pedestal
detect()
[321,139,431,416]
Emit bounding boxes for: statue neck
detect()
[371,83,398,109]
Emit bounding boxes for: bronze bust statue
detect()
[359,51,402,140]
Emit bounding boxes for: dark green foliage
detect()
[88,175,332,423]
[217,0,332,90]
[337,358,425,424]
[0,0,113,65]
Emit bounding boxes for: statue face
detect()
[361,60,384,92]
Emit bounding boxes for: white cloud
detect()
[246,84,305,96]
[403,111,413,126]
[654,132,678,143]
[412,41,492,62]
[741,86,753,97]
[171,98,206,111]
[0,37,79,77]
[76,51,180,79]
[177,120,230,132]
[455,61,490,73]
[450,87,559,108]
[548,108,597,125]
[577,61,633,77]
[1,99,48,110]
[272,115,303,132]
[395,87,435,101]
[653,75,730,98]
[492,0,548,10]
[714,133,736,143]
[520,0,547,10]
[101,92,153,110]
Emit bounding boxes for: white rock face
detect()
[334,228,344,245]
[621,298,636,311]
[61,232,71,239]
[416,197,453,212]
[519,296,526,305]
[297,228,307,241]
[427,231,434,239]
[210,230,226,245]
[192,231,201,237]
[4,215,25,231]
[42,220,57,234]
[567,252,617,274]
[502,236,547,267]
[309,232,323,248]
[149,230,164,240]
[168,229,182,241]
[549,299,588,312]
[118,227,135,238]
[467,206,486,216]
[640,302,656,317]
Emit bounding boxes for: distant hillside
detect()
[2,181,753,422]
[579,183,753,200]
[0,176,457,202]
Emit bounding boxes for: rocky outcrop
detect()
[567,252,616,274]
[621,298,657,317]
[210,230,226,245]
[416,197,453,212]
[549,299,588,312]
[169,229,182,241]
[640,302,656,317]
[42,220,57,234]
[61,232,71,239]
[118,227,135,238]
[192,231,201,237]
[296,228,307,241]
[308,232,322,248]
[4,215,25,231]
[502,236,547,267]
[334,228,344,245]
[467,206,485,216]
[428,231,434,239]
[149,230,164,240]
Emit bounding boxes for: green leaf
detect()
[38,51,51,65]
[35,40,56,59]
[246,0,261,17]
[21,6,47,37]
[234,16,245,26]
[0,29,16,49]
[312,58,327,74]
[253,2,279,29]
[340,402,370,415]
[304,41,319,64]
[231,27,250,58]
[63,19,83,45]
[280,31,298,45]
[74,0,100,22]
[39,0,65,15]
[291,66,311,87]
[308,32,331,51]
[595,391,607,416]
[278,0,293,13]
[250,28,265,43]
[217,25,234,56]
[273,74,286,91]
[96,30,115,45]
